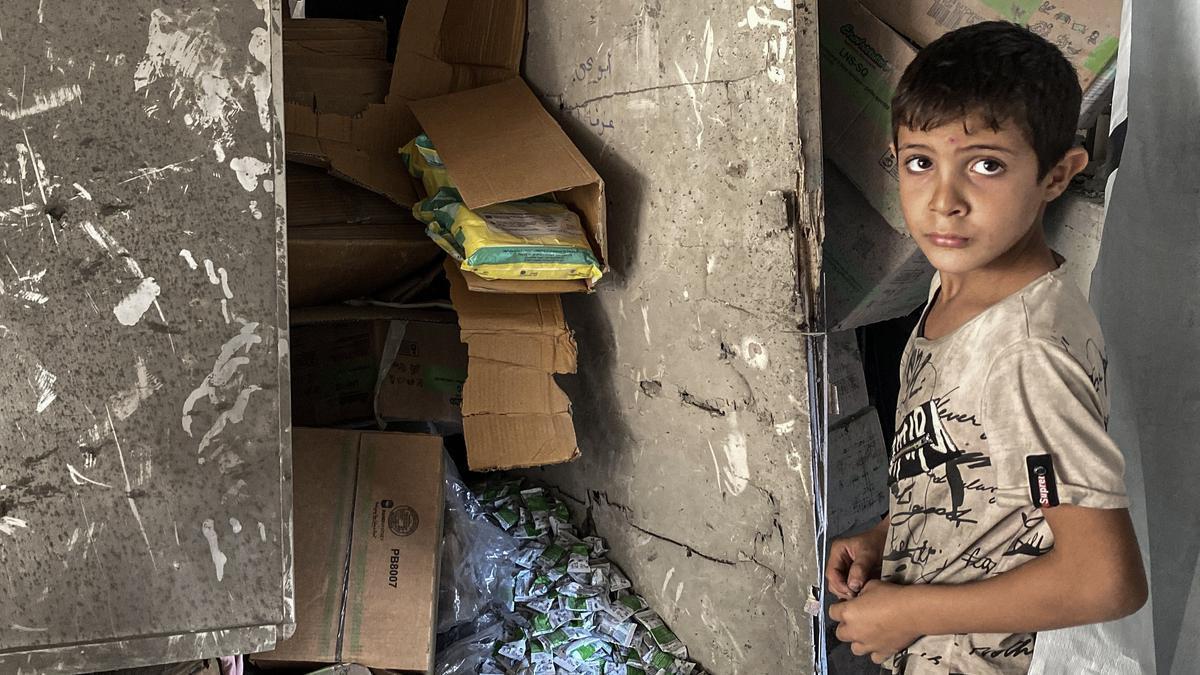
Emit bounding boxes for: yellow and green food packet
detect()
[399,134,454,197]
[401,134,602,283]
[437,200,603,283]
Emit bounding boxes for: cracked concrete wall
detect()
[0,0,291,670]
[522,2,822,673]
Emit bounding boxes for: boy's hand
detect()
[825,520,887,600]
[829,580,920,664]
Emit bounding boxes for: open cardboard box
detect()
[285,0,608,294]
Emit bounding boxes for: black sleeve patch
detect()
[1027,454,1060,508]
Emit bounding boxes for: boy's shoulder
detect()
[924,264,1105,369]
[971,264,1106,376]
[1002,264,1103,350]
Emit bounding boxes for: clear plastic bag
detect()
[437,457,520,633]
[434,614,506,675]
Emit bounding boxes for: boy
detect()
[825,21,1148,674]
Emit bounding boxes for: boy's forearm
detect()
[900,549,1143,637]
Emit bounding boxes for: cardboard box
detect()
[284,0,608,294]
[287,223,441,307]
[827,407,889,538]
[290,307,468,427]
[445,260,580,471]
[286,163,415,228]
[283,18,391,116]
[858,0,1121,93]
[827,330,872,426]
[282,18,387,60]
[824,161,933,331]
[819,0,918,232]
[255,429,444,673]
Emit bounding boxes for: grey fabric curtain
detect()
[1033,0,1200,672]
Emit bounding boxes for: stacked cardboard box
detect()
[283,0,605,471]
[262,0,612,669]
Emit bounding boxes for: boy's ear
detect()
[1042,147,1089,201]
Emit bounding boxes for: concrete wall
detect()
[521,2,824,673]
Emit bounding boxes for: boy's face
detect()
[895,115,1069,276]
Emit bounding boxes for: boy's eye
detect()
[904,156,933,173]
[971,158,1006,176]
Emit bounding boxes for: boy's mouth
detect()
[927,233,970,249]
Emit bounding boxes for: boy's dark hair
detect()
[891,21,1081,178]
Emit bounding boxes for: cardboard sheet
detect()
[445,260,579,470]
[827,407,889,538]
[286,163,418,227]
[286,223,441,307]
[282,18,387,59]
[255,429,443,673]
[282,18,390,115]
[827,330,872,426]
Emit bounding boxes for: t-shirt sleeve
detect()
[982,338,1130,509]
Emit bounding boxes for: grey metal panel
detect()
[0,0,291,671]
[523,2,822,673]
[1088,0,1200,672]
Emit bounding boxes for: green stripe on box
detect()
[1084,37,1119,73]
[981,0,1040,21]
[423,364,467,395]
[466,246,600,268]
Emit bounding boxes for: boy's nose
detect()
[928,178,969,218]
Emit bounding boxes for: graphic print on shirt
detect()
[1003,510,1053,558]
[1061,334,1111,427]
[886,345,998,585]
[889,399,992,526]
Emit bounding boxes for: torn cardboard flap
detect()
[445,261,580,470]
[284,0,525,205]
[409,78,600,213]
[451,283,568,337]
[461,360,572,416]
[464,331,577,373]
[463,414,579,472]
